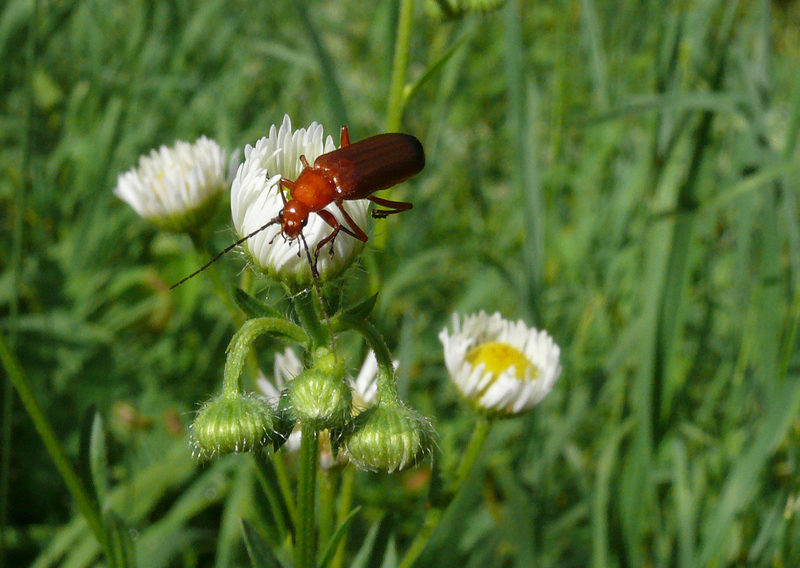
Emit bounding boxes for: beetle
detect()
[170,126,424,289]
[277,126,423,257]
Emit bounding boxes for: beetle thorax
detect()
[291,168,337,211]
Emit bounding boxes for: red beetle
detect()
[171,126,424,289]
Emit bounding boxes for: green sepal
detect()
[231,285,283,320]
[331,293,378,330]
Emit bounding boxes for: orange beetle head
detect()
[280,200,309,239]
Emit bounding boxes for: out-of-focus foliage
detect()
[3,0,800,566]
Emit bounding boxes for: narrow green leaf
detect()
[342,292,379,321]
[295,0,349,129]
[349,519,382,568]
[402,25,475,110]
[231,285,283,320]
[77,405,103,512]
[242,520,281,568]
[105,512,137,568]
[318,506,362,568]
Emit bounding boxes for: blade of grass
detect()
[295,0,349,129]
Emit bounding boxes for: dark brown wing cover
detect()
[315,133,425,200]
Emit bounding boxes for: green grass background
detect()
[3,0,800,566]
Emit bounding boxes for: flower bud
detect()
[286,366,352,431]
[344,403,435,473]
[190,393,276,461]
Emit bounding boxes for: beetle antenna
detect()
[169,218,281,290]
[299,232,336,356]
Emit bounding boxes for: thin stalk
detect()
[0,335,111,561]
[333,315,398,405]
[295,425,320,568]
[318,469,335,551]
[385,0,416,132]
[331,467,355,568]
[222,317,307,396]
[290,287,329,349]
[2,3,38,566]
[397,416,491,568]
[453,416,490,489]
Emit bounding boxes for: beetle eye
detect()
[301,218,308,227]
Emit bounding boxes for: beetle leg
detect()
[335,202,369,242]
[279,178,293,203]
[313,209,342,260]
[314,204,368,259]
[339,126,350,148]
[367,195,413,219]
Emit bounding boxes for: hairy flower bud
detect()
[286,364,352,431]
[344,402,435,473]
[190,393,276,461]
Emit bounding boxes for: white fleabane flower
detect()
[439,312,561,416]
[115,136,227,233]
[230,115,369,286]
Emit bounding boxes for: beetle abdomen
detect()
[315,133,425,200]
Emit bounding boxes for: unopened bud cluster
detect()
[190,346,434,473]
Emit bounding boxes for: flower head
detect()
[344,402,435,473]
[230,115,369,286]
[190,393,276,461]
[115,136,227,233]
[439,312,561,416]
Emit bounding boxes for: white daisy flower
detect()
[439,312,561,415]
[115,136,227,233]
[230,115,369,285]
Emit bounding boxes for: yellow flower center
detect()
[465,342,537,381]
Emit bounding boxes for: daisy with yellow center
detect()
[439,312,561,415]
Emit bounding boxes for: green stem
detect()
[396,509,443,568]
[295,425,320,568]
[290,287,329,349]
[397,416,491,568]
[333,315,398,404]
[386,0,416,132]
[2,4,38,567]
[0,335,111,560]
[222,317,307,397]
[318,469,335,551]
[331,467,354,568]
[453,416,491,489]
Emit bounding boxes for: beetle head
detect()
[280,200,309,239]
